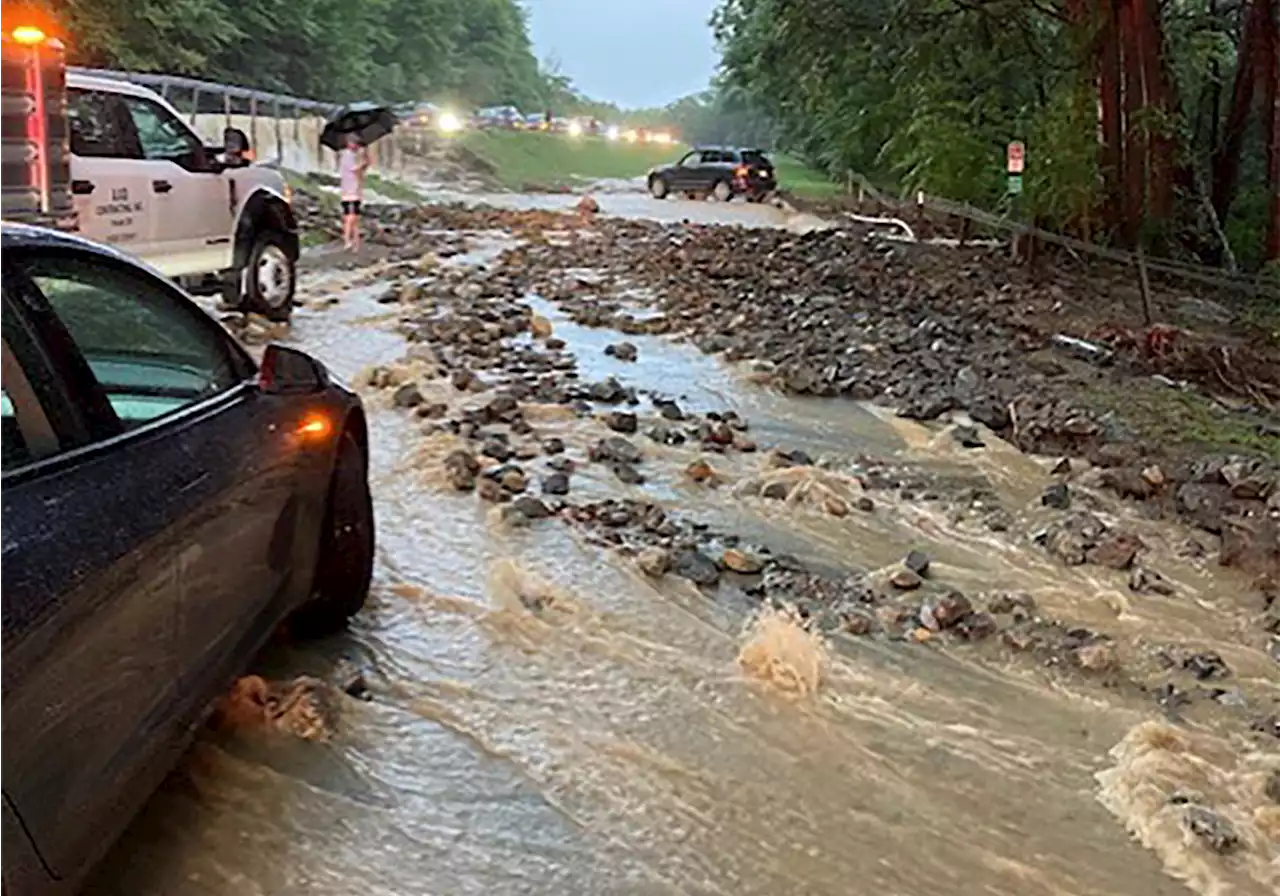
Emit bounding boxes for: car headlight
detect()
[567,120,583,138]
[438,111,462,133]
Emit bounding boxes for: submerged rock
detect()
[721,549,763,574]
[637,547,672,577]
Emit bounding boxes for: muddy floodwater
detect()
[88,197,1278,896]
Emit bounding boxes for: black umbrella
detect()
[320,102,398,151]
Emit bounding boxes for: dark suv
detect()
[647,147,777,202]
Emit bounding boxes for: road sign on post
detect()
[1006,141,1025,174]
[1007,174,1023,195]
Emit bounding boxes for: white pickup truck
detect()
[2,29,299,320]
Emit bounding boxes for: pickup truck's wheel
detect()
[245,230,296,322]
[712,180,733,202]
[291,431,374,637]
[649,175,669,199]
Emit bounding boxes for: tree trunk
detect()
[1137,0,1177,227]
[1211,0,1267,220]
[1120,0,1146,247]
[1097,0,1125,237]
[1262,0,1279,261]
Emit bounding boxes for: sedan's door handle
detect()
[70,179,95,195]
[152,180,173,194]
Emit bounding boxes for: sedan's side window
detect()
[679,151,702,167]
[23,255,241,427]
[1,338,59,471]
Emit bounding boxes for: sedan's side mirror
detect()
[259,345,328,394]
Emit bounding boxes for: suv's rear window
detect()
[742,151,772,168]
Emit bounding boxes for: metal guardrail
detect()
[68,67,339,116]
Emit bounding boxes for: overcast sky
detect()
[524,0,720,109]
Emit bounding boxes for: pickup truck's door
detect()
[115,93,235,277]
[66,86,154,255]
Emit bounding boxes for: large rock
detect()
[1176,482,1231,534]
[1219,514,1279,577]
[590,436,642,465]
[1086,532,1143,570]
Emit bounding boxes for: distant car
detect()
[647,147,778,202]
[524,113,549,131]
[474,106,523,129]
[1,224,374,896]
[397,101,441,128]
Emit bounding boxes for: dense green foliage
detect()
[698,0,1278,270]
[35,0,576,109]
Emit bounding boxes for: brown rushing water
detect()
[88,202,1278,896]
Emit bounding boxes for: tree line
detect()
[699,0,1278,272]
[31,0,599,113]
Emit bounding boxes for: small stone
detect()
[672,549,720,587]
[1073,641,1116,671]
[443,449,480,491]
[531,315,553,338]
[890,568,922,590]
[392,383,424,408]
[1142,465,1166,487]
[919,591,971,631]
[986,592,1036,615]
[590,436,642,465]
[612,462,645,485]
[655,399,684,420]
[476,478,505,503]
[481,438,513,462]
[1264,770,1280,804]
[542,437,565,454]
[854,496,875,513]
[416,402,448,419]
[952,425,985,449]
[735,438,758,453]
[824,496,850,517]
[1051,458,1072,476]
[589,378,628,403]
[546,337,567,350]
[1041,482,1071,510]
[541,472,570,495]
[1184,806,1240,855]
[761,481,792,500]
[637,547,672,577]
[510,495,551,519]
[904,550,930,576]
[686,459,717,483]
[843,612,874,636]
[1128,566,1176,596]
[1086,532,1142,570]
[547,455,575,473]
[605,411,638,434]
[500,469,527,493]
[721,549,763,574]
[605,342,638,362]
[954,612,997,640]
[1182,652,1229,680]
[451,369,477,391]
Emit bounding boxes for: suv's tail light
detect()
[734,165,748,178]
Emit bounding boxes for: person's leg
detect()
[351,201,362,251]
[341,202,352,249]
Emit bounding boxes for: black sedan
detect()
[1,224,374,895]
[647,146,777,202]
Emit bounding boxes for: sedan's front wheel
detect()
[649,175,669,199]
[712,180,733,202]
[292,430,374,637]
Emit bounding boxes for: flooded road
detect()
[89,199,1278,895]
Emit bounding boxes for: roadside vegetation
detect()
[454,131,682,189]
[639,1,1279,283]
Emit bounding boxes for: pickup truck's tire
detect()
[291,431,374,638]
[244,229,296,322]
[712,180,733,202]
[648,175,669,199]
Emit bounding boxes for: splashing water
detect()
[737,605,828,698]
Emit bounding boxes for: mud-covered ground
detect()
[92,186,1279,896]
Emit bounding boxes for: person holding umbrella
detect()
[339,134,369,251]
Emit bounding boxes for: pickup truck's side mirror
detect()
[224,127,251,155]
